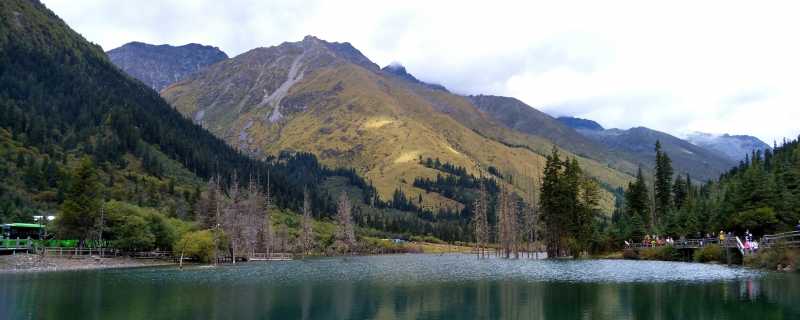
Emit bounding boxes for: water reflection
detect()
[1,254,798,319]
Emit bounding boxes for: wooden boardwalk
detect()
[628,231,800,256]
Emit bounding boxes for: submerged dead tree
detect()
[473,180,490,258]
[496,184,519,259]
[523,173,540,258]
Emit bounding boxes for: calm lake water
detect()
[1,254,799,319]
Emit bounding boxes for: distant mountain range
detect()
[107,42,228,92]
[556,117,737,181]
[104,36,763,214]
[686,132,771,162]
[145,36,634,213]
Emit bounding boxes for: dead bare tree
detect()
[196,176,222,229]
[335,192,356,254]
[473,180,490,258]
[262,173,274,259]
[301,188,314,257]
[497,184,519,259]
[523,173,540,258]
[243,176,265,258]
[221,174,243,264]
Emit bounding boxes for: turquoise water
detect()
[1,254,798,319]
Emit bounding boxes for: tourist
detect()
[719,231,725,242]
[795,220,800,232]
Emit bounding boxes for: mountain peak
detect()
[556,116,604,131]
[107,41,228,92]
[264,36,379,72]
[686,131,771,162]
[381,62,448,91]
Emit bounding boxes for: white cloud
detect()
[43,0,800,143]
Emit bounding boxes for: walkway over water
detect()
[628,231,800,256]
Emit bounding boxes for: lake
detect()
[1,254,799,319]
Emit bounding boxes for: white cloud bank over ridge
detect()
[43,0,800,144]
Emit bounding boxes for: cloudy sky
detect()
[43,0,800,144]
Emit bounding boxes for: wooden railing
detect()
[246,252,293,261]
[40,247,120,257]
[762,231,800,248]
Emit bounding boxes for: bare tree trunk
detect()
[301,188,313,258]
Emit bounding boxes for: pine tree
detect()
[540,147,564,257]
[625,168,651,236]
[56,157,101,242]
[654,141,673,228]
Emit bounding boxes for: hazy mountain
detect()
[469,96,639,176]
[555,116,604,131]
[557,117,737,181]
[686,132,772,162]
[107,42,228,92]
[381,63,448,91]
[162,36,635,213]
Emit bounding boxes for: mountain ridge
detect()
[161,36,635,213]
[107,41,228,92]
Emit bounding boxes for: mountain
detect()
[0,0,379,225]
[107,42,228,92]
[468,96,639,176]
[686,132,771,162]
[557,117,737,181]
[161,36,636,213]
[554,116,604,131]
[381,63,448,91]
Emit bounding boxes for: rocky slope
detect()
[686,132,771,162]
[161,36,635,212]
[107,42,228,92]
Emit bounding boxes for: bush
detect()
[104,200,192,251]
[693,245,722,263]
[744,246,798,271]
[173,230,216,263]
[622,249,639,260]
[410,235,445,244]
[640,246,681,261]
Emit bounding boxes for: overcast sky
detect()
[43,0,800,144]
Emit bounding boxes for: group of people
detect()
[623,230,760,252]
[742,230,759,253]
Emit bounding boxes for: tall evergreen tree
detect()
[56,158,101,242]
[654,141,673,228]
[624,168,651,238]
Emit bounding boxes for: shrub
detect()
[640,246,681,261]
[622,249,639,260]
[104,200,192,251]
[410,235,445,244]
[693,245,722,263]
[745,246,798,271]
[173,230,216,263]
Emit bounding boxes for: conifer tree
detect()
[57,157,101,243]
[654,141,673,228]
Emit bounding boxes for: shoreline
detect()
[0,253,175,274]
